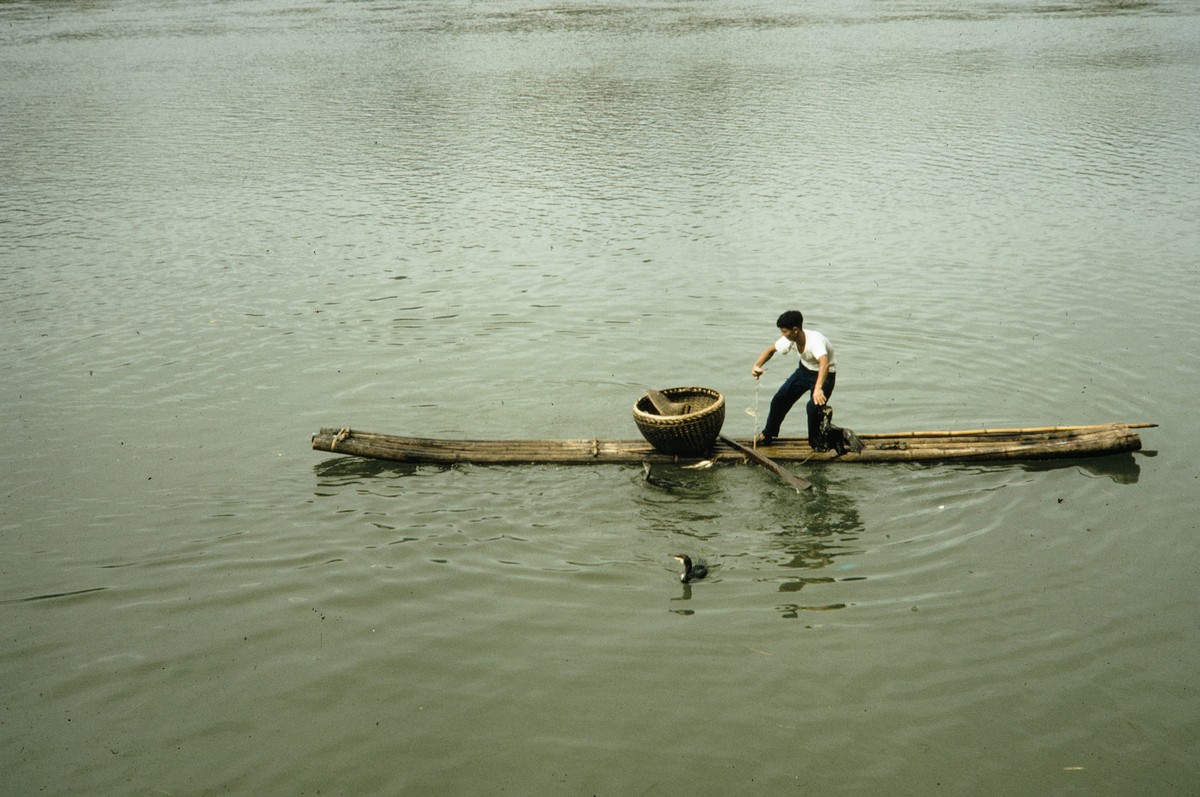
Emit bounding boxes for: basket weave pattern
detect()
[632,387,725,456]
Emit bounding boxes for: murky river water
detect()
[3,0,1199,794]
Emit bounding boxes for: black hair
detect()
[776,310,804,329]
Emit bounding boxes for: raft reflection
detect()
[1020,453,1144,484]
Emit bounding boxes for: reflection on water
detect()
[313,454,432,485]
[641,458,868,613]
[890,452,1146,485]
[669,566,718,609]
[638,462,726,500]
[770,469,865,612]
[1021,453,1144,484]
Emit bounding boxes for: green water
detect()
[2,0,1198,794]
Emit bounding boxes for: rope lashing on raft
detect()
[331,427,351,451]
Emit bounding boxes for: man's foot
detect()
[753,433,775,446]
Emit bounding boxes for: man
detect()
[750,310,836,447]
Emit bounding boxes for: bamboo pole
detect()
[868,422,1155,439]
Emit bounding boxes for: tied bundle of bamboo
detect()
[311,423,1153,466]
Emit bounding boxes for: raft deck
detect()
[311,423,1151,465]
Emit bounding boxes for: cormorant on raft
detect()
[672,554,709,583]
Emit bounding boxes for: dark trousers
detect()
[761,368,836,443]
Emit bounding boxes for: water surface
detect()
[2,0,1198,794]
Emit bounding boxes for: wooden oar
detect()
[645,388,683,415]
[719,434,813,492]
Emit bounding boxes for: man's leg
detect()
[761,368,817,439]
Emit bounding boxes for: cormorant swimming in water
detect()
[672,554,709,583]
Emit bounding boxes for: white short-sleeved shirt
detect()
[775,328,836,373]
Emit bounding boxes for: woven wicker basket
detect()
[632,386,725,456]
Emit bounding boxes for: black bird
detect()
[672,554,709,583]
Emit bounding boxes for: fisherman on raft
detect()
[751,309,859,454]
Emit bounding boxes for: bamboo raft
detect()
[311,423,1152,466]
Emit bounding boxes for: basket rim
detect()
[632,386,724,422]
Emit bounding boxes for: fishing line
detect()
[745,374,762,449]
[754,379,760,443]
